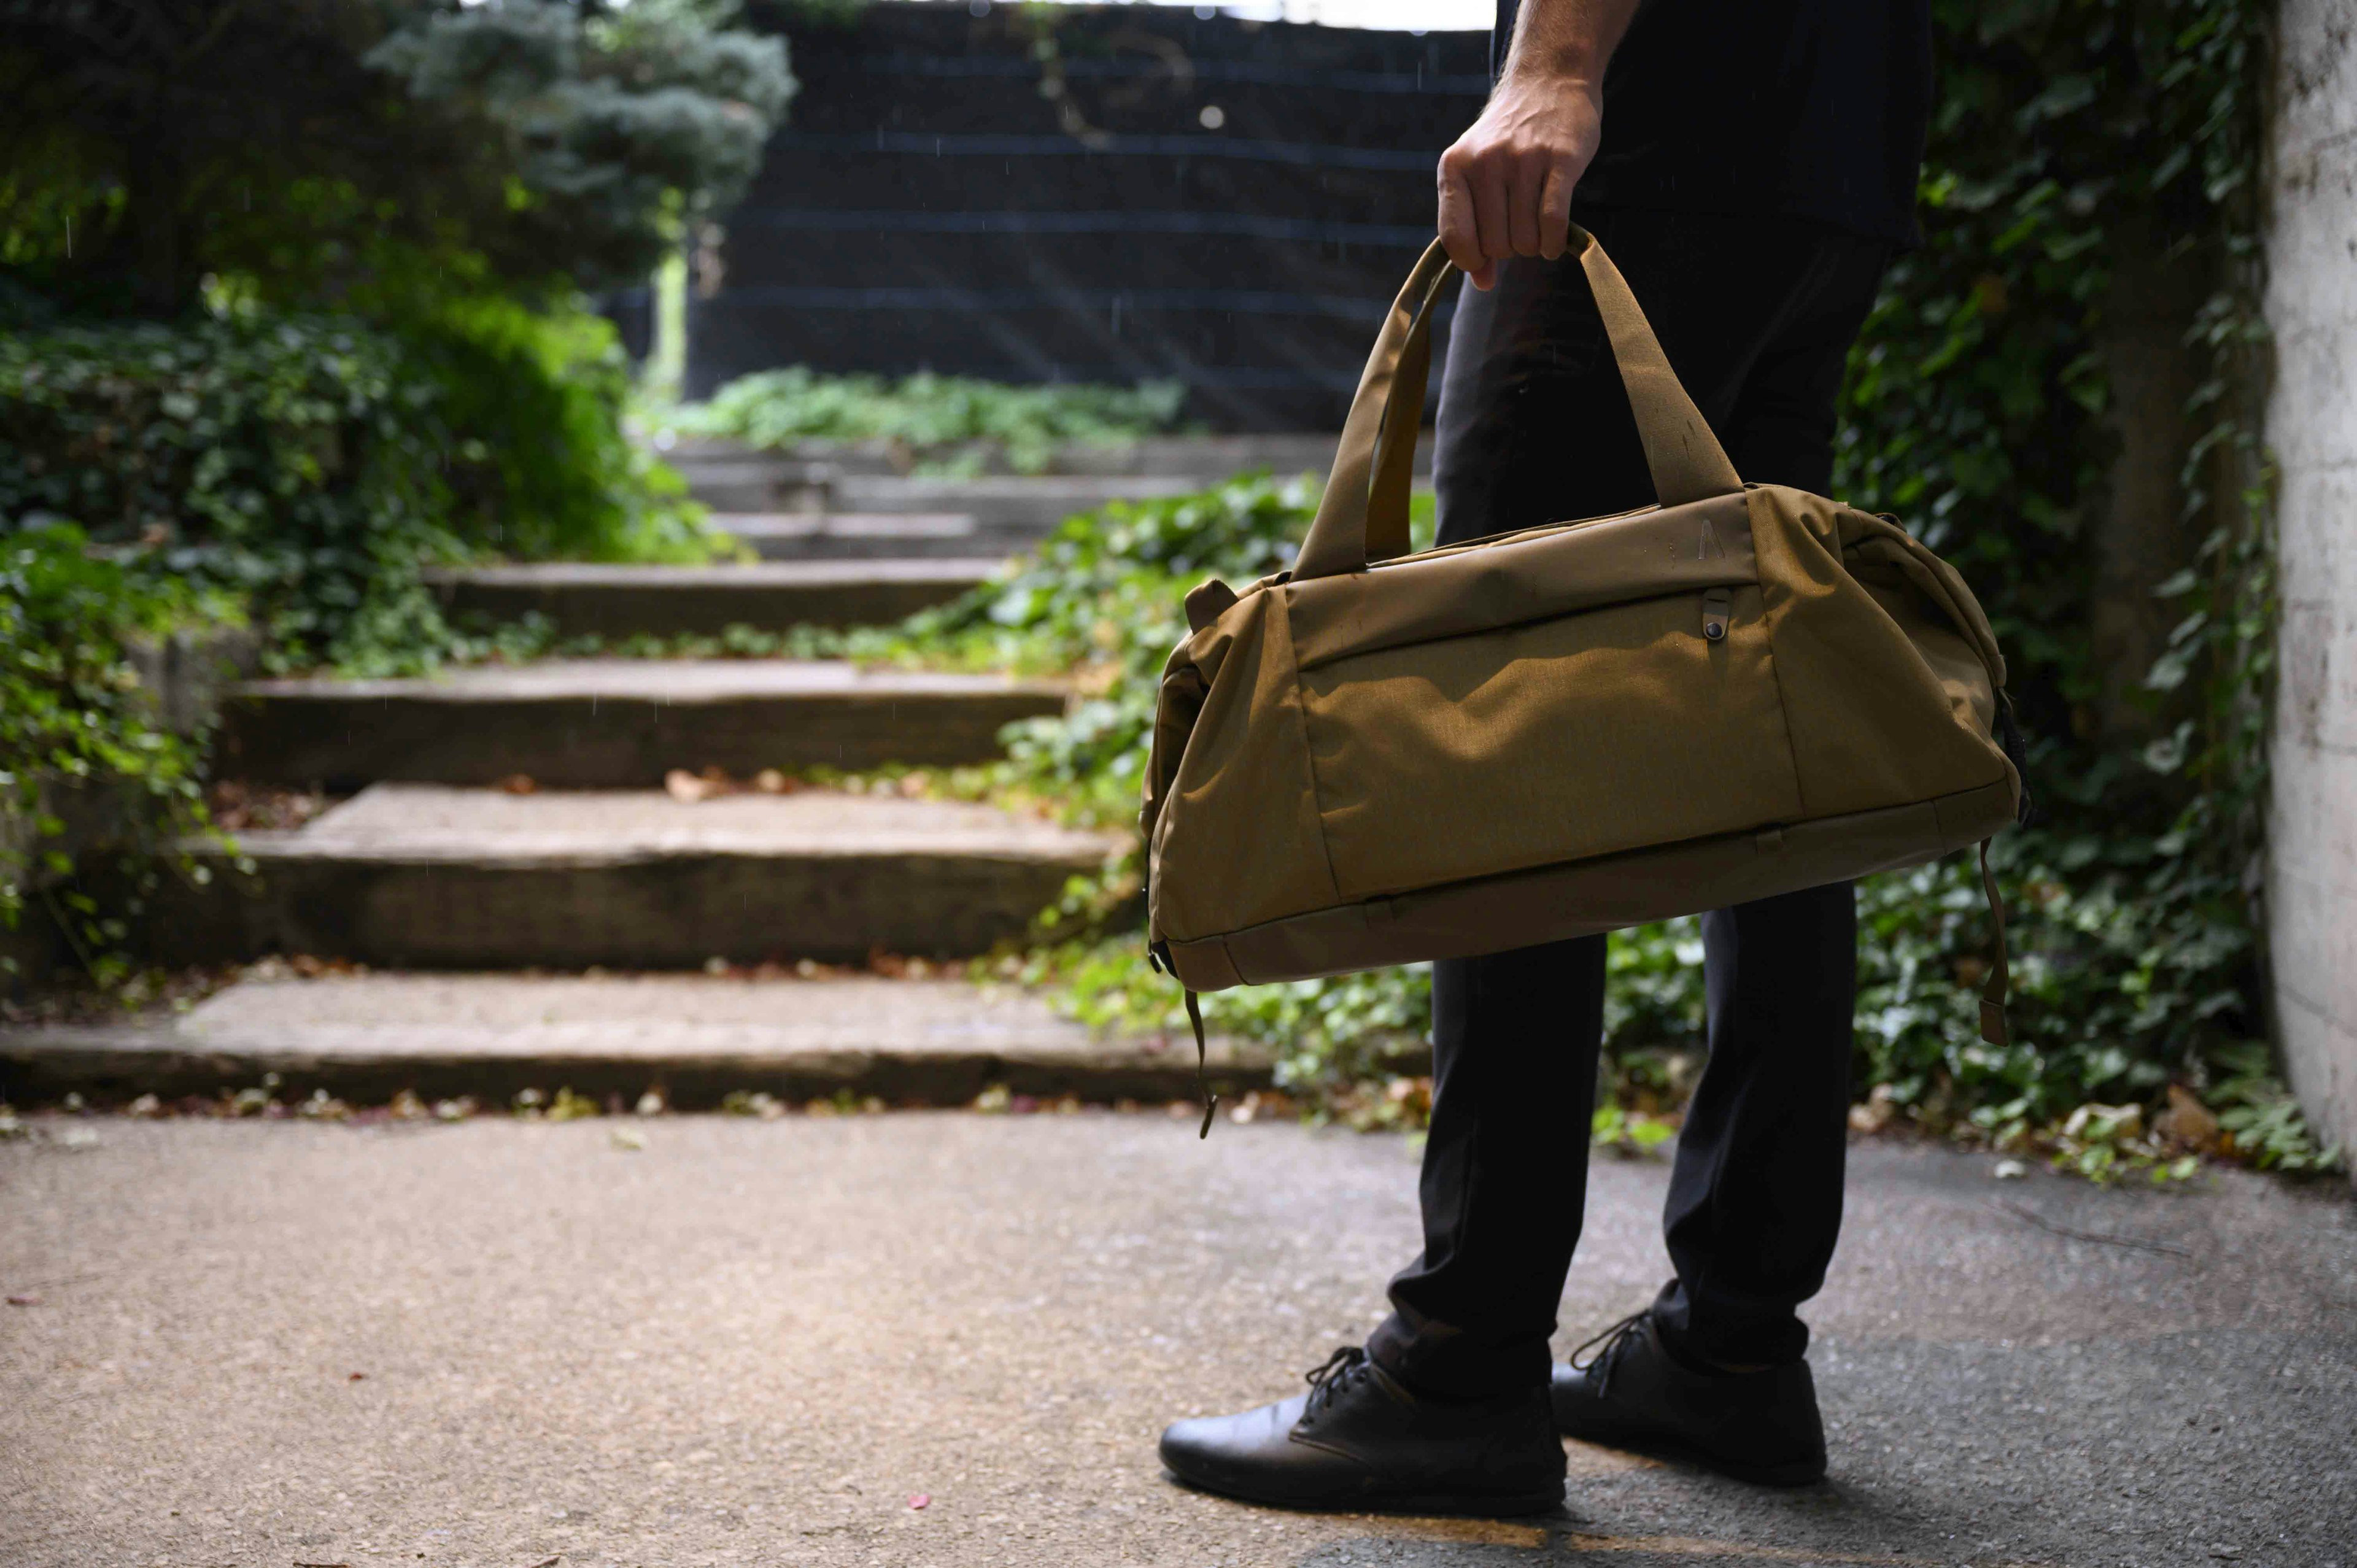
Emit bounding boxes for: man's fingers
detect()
[1469,164,1511,271]
[1436,160,1487,279]
[1508,154,1546,257]
[1537,159,1574,260]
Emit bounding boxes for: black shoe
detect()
[1159,1346,1566,1516]
[1550,1311,1827,1486]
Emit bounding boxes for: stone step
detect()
[715,512,1004,562]
[0,973,1264,1108]
[681,465,1209,520]
[428,560,998,638]
[658,432,1420,483]
[144,784,1120,970]
[829,473,1206,525]
[218,660,1065,789]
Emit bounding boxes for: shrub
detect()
[0,313,455,673]
[0,300,708,676]
[665,367,1192,473]
[0,526,213,979]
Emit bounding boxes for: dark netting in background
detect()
[683,1,1489,430]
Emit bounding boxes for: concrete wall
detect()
[2266,0,2357,1161]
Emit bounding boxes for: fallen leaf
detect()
[347,1371,365,1381]
[665,768,716,803]
[907,1494,930,1510]
[6,1294,39,1307]
[609,1127,646,1153]
[1848,1083,1899,1135]
[496,773,537,795]
[2157,1084,2221,1149]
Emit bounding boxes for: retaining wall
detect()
[2266,0,2357,1164]
[695,2,1490,428]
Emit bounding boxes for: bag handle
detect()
[1294,228,1746,582]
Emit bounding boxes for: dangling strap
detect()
[1185,990,1215,1138]
[1976,840,2011,1048]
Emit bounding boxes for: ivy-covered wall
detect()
[2266,0,2357,1161]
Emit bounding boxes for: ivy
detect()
[0,527,214,979]
[0,313,458,674]
[0,299,709,677]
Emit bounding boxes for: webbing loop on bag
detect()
[1976,840,2012,1048]
[1145,939,1215,1136]
[1185,989,1215,1138]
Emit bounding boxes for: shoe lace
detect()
[1567,1310,1649,1399]
[1301,1345,1369,1420]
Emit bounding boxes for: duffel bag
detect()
[1141,230,2028,1126]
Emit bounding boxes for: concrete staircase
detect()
[2,439,1334,1108]
[219,660,1063,788]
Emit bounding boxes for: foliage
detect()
[0,527,214,978]
[395,292,713,573]
[368,0,795,280]
[662,367,1193,474]
[0,302,704,677]
[1821,0,2288,1143]
[2207,1045,2344,1173]
[0,0,794,319]
[0,313,455,671]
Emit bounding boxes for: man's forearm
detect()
[1500,0,1640,90]
[1437,0,1642,287]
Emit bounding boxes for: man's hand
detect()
[1436,0,1638,289]
[1437,79,1602,290]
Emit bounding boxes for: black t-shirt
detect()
[1492,0,1933,247]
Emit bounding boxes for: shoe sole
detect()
[1555,1408,1824,1488]
[1163,1467,1565,1518]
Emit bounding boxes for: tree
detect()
[0,0,794,321]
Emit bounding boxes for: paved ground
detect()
[2,1115,2351,1568]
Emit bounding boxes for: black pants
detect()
[1365,206,1891,1400]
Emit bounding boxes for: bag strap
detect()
[1295,228,1745,582]
[1976,840,2012,1047]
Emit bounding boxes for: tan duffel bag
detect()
[1142,231,2026,1114]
